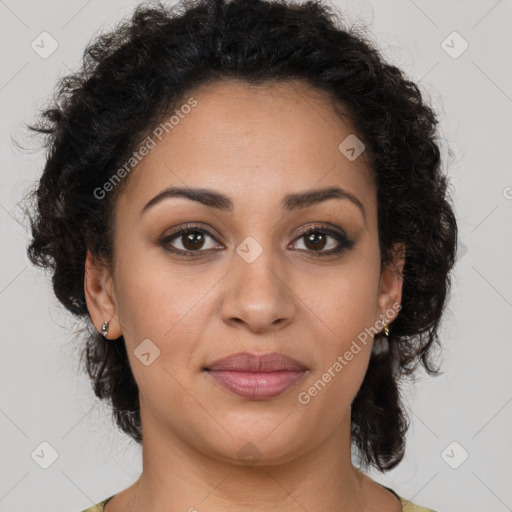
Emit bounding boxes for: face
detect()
[85,80,403,466]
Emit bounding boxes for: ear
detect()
[377,242,405,325]
[84,249,122,340]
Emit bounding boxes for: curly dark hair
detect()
[23,0,458,472]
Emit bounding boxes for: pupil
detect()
[184,232,203,250]
[306,232,325,250]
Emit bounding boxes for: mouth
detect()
[204,369,308,400]
[203,352,309,400]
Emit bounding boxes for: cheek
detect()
[296,249,379,405]
[111,240,212,379]
[112,259,201,404]
[304,256,381,345]
[296,282,376,425]
[295,325,372,435]
[112,232,192,339]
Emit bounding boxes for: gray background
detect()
[1,0,511,511]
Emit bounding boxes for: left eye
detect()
[290,227,346,252]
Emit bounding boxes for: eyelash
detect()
[159,223,354,258]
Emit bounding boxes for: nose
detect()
[220,244,296,334]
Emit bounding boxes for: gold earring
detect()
[381,316,390,337]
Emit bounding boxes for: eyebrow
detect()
[140,185,366,223]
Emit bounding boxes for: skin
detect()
[85,79,405,512]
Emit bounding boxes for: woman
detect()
[24,0,457,510]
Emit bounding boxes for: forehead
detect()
[119,79,375,216]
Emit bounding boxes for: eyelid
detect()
[294,222,347,238]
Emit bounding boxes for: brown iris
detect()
[182,231,205,251]
[304,232,327,251]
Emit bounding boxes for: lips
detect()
[204,352,308,372]
[203,352,309,400]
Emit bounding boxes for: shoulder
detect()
[80,495,115,512]
[80,493,437,512]
[398,495,438,512]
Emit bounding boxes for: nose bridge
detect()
[234,230,285,298]
[221,229,295,331]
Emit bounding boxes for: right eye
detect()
[159,224,224,256]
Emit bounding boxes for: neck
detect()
[127,401,369,512]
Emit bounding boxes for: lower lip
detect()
[204,370,307,400]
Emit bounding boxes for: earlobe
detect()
[84,249,122,339]
[378,242,405,324]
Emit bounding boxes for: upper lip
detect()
[204,352,308,372]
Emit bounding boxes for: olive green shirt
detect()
[81,487,437,512]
